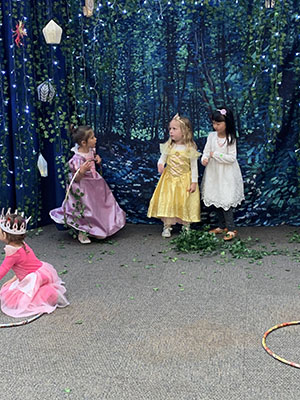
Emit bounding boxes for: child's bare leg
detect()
[181,221,190,232]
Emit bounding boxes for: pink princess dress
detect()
[0,244,69,318]
[50,148,126,238]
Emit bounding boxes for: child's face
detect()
[169,120,184,144]
[212,120,226,135]
[86,131,97,149]
[0,229,7,243]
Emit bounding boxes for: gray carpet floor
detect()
[1,223,300,400]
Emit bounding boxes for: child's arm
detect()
[188,158,199,193]
[157,153,167,174]
[94,154,101,164]
[211,142,237,164]
[74,160,92,182]
[0,255,16,281]
[201,134,212,166]
[2,275,17,288]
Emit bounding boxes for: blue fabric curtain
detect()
[0,0,299,227]
[0,0,69,225]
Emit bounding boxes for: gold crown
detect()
[173,113,188,128]
[0,208,31,235]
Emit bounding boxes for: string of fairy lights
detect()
[0,0,299,222]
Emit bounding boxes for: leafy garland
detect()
[172,228,298,263]
[64,187,88,239]
[0,0,299,225]
[0,7,10,193]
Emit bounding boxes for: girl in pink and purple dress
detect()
[0,210,69,318]
[50,125,126,244]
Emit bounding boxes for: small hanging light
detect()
[42,20,63,44]
[265,0,275,8]
[83,0,94,17]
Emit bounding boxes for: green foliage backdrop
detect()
[0,0,299,226]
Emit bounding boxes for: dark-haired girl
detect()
[201,107,244,240]
[50,125,126,243]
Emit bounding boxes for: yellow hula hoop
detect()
[262,320,300,368]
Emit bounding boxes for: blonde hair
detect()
[166,114,197,149]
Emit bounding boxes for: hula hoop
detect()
[262,320,300,368]
[62,168,81,228]
[0,313,43,328]
[64,168,81,206]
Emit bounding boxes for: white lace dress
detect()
[201,131,244,211]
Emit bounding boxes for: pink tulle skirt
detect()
[0,262,69,318]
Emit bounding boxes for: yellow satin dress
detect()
[147,144,201,224]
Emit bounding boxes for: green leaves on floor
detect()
[172,228,295,263]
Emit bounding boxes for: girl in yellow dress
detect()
[147,114,201,237]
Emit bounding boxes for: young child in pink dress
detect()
[0,209,69,318]
[50,125,126,244]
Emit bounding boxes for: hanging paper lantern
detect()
[37,81,55,102]
[37,153,48,177]
[42,20,62,44]
[265,0,275,8]
[83,0,94,17]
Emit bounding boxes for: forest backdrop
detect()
[0,0,299,227]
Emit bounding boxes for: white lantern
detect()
[37,81,55,102]
[37,153,48,177]
[265,0,275,8]
[83,0,94,17]
[42,20,63,44]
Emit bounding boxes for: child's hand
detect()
[210,151,214,158]
[80,160,92,174]
[202,158,209,166]
[157,163,164,174]
[188,183,197,193]
[94,154,101,164]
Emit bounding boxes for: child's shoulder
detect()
[69,152,86,165]
[4,245,22,257]
[185,146,201,159]
[159,142,172,154]
[208,131,217,137]
[70,151,84,159]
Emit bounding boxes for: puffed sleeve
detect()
[185,147,201,160]
[69,155,83,174]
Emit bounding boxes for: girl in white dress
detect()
[201,107,244,240]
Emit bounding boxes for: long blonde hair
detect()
[166,114,197,149]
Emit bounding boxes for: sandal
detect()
[78,231,91,244]
[209,227,228,234]
[223,230,237,241]
[162,226,172,238]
